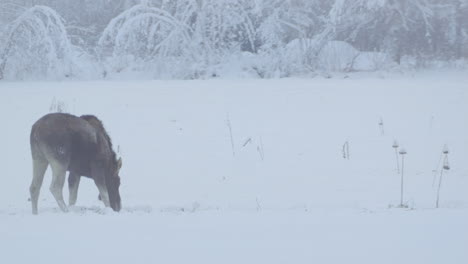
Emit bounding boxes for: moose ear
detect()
[117,158,122,170]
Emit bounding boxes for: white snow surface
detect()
[1,71,468,263]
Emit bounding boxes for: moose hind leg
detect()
[30,159,48,215]
[49,162,69,213]
[68,173,80,206]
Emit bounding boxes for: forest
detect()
[1,0,467,80]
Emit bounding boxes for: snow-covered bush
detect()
[283,38,319,74]
[189,0,256,53]
[98,1,259,79]
[97,3,193,77]
[249,38,319,78]
[316,42,396,72]
[317,41,359,72]
[205,52,259,79]
[252,0,331,76]
[248,45,300,78]
[353,52,396,71]
[256,0,329,47]
[98,4,190,59]
[0,6,75,80]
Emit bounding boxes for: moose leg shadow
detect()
[49,161,69,213]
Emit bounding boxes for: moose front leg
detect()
[68,173,81,206]
[91,163,111,208]
[93,177,110,208]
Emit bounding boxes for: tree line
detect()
[1,0,467,80]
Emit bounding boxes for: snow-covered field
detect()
[1,71,467,263]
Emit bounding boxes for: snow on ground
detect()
[0,71,467,263]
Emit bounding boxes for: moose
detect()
[29,113,122,214]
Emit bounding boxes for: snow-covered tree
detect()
[0,1,27,25]
[0,5,75,80]
[328,0,435,63]
[251,0,332,76]
[96,3,196,77]
[429,0,468,59]
[97,0,259,78]
[168,0,256,52]
[256,0,329,47]
[98,4,190,59]
[183,0,257,76]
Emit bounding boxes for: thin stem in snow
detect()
[392,140,399,174]
[398,148,407,208]
[432,151,443,187]
[436,153,450,208]
[395,148,400,174]
[400,155,405,206]
[379,117,385,136]
[226,113,235,157]
[436,169,444,208]
[257,136,264,161]
[433,145,449,187]
[342,141,349,160]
